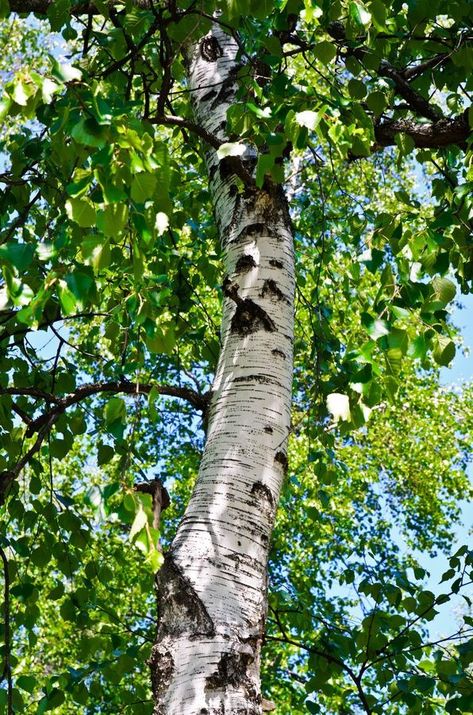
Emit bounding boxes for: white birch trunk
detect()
[151,27,295,715]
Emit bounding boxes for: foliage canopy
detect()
[0,0,472,713]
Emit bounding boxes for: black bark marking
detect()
[229,183,238,197]
[271,348,286,359]
[222,279,276,335]
[269,259,283,269]
[208,163,219,181]
[219,156,234,180]
[274,451,288,473]
[155,555,215,639]
[151,557,215,702]
[235,254,257,273]
[234,375,273,384]
[200,36,223,62]
[234,222,268,243]
[231,299,276,336]
[210,71,239,111]
[222,275,238,299]
[251,480,274,508]
[206,650,255,690]
[148,647,174,703]
[201,89,218,103]
[212,82,235,108]
[264,426,273,434]
[260,279,289,303]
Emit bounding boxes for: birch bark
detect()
[150,26,295,714]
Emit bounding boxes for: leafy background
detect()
[0,1,472,713]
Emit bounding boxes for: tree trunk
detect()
[150,27,295,715]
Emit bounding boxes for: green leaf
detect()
[248,0,273,18]
[255,154,274,188]
[433,335,455,366]
[366,90,387,116]
[167,13,211,41]
[348,79,367,99]
[0,243,34,270]
[313,41,337,64]
[145,549,163,572]
[130,172,157,202]
[432,276,456,305]
[50,57,82,82]
[369,0,387,30]
[57,280,77,315]
[30,545,51,568]
[65,271,94,304]
[16,675,37,693]
[148,385,160,421]
[66,198,97,228]
[47,0,71,31]
[395,132,415,155]
[362,315,390,339]
[145,325,176,354]
[97,443,115,466]
[71,117,108,148]
[81,236,111,271]
[129,504,147,541]
[246,101,272,119]
[351,135,371,157]
[440,568,455,583]
[349,1,372,28]
[12,79,29,106]
[0,0,10,19]
[41,77,60,104]
[104,396,126,426]
[97,203,129,236]
[0,98,11,120]
[66,170,92,198]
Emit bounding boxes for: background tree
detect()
[0,1,472,713]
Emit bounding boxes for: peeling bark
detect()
[152,26,295,715]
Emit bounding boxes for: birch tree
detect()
[0,1,472,714]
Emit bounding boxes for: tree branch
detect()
[8,0,149,13]
[0,413,57,505]
[265,634,373,714]
[0,311,110,343]
[402,53,449,80]
[374,113,471,150]
[147,115,255,185]
[148,114,222,150]
[378,60,442,122]
[0,379,209,504]
[1,379,209,433]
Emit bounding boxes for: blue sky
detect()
[441,292,473,385]
[418,292,473,636]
